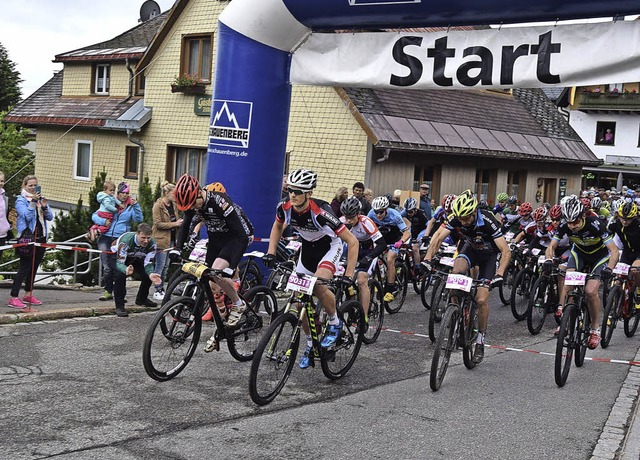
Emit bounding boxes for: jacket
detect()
[152,197,180,249]
[0,188,10,238]
[15,194,53,239]
[92,202,143,239]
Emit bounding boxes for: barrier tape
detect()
[381,327,640,367]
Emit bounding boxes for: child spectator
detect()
[86,180,120,242]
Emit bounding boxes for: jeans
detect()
[98,234,116,293]
[113,262,152,309]
[153,250,169,291]
[11,246,46,297]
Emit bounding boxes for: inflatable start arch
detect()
[207,0,640,238]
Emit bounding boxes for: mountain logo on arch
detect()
[210,100,253,148]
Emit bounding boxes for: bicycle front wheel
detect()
[163,272,199,305]
[462,301,479,369]
[248,312,300,406]
[527,277,549,335]
[142,296,202,382]
[575,305,590,367]
[321,300,364,380]
[420,274,432,309]
[428,277,447,343]
[511,269,534,321]
[227,286,279,362]
[555,303,577,387]
[363,280,384,344]
[499,265,515,305]
[624,300,640,337]
[601,285,621,348]
[384,264,408,314]
[430,304,459,391]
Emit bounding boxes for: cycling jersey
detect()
[401,208,428,239]
[183,190,252,238]
[445,208,503,252]
[553,214,613,255]
[525,222,555,249]
[367,207,408,244]
[340,214,386,270]
[608,217,640,264]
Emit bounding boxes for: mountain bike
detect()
[426,250,456,343]
[498,238,524,305]
[555,271,593,387]
[376,247,408,314]
[265,238,300,292]
[249,271,364,406]
[142,262,278,382]
[601,264,640,348]
[421,243,456,311]
[510,247,539,321]
[526,255,560,335]
[430,273,487,391]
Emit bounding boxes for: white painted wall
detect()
[569,111,640,161]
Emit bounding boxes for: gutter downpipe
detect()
[124,58,134,103]
[127,130,145,183]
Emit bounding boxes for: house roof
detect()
[342,87,600,166]
[3,70,147,129]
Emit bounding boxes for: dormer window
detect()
[94,64,110,94]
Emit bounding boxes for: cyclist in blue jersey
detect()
[367,196,411,302]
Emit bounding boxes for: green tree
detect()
[138,174,161,228]
[0,110,34,206]
[0,43,22,112]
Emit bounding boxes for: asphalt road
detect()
[1,287,639,459]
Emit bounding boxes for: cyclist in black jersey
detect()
[608,201,640,308]
[401,197,428,273]
[545,195,619,349]
[421,190,511,364]
[174,174,252,330]
[264,169,359,369]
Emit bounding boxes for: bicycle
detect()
[510,246,539,321]
[248,271,364,406]
[265,238,300,292]
[526,256,560,335]
[420,242,456,311]
[498,235,522,305]
[430,272,487,391]
[162,249,264,306]
[601,264,640,348]
[554,270,594,387]
[376,246,408,314]
[142,262,278,382]
[425,250,456,343]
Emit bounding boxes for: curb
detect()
[0,304,157,324]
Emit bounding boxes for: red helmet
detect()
[580,197,591,211]
[518,201,533,216]
[549,204,562,220]
[532,206,548,222]
[441,194,457,214]
[175,174,201,211]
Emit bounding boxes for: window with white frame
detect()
[74,140,92,180]
[94,64,110,94]
[609,83,623,93]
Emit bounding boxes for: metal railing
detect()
[0,234,97,285]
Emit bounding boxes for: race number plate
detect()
[537,255,546,265]
[505,231,515,242]
[445,273,473,292]
[286,273,317,295]
[189,239,208,263]
[564,271,587,286]
[613,263,630,275]
[182,262,208,279]
[286,240,302,251]
[443,245,456,254]
[531,248,541,256]
[440,256,455,267]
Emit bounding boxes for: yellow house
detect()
[6,0,599,224]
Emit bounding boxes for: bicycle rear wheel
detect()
[227,286,279,362]
[555,303,577,387]
[575,305,590,367]
[248,312,300,406]
[420,274,432,309]
[384,264,408,314]
[527,277,549,335]
[499,265,515,305]
[601,285,621,348]
[428,277,447,343]
[511,269,534,321]
[321,300,364,379]
[363,280,384,344]
[142,296,202,382]
[624,300,640,337]
[462,301,479,369]
[430,304,459,391]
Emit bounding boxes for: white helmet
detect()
[560,195,583,222]
[287,169,317,190]
[372,196,390,211]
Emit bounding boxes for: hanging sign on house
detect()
[194,96,212,117]
[290,20,640,90]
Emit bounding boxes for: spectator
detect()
[0,171,10,248]
[363,188,374,207]
[601,128,614,144]
[111,223,161,317]
[151,181,183,300]
[85,180,119,242]
[352,182,371,215]
[94,182,143,302]
[419,183,432,219]
[330,187,349,217]
[391,189,402,210]
[7,175,53,309]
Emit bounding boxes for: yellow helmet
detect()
[618,201,638,219]
[205,182,226,193]
[452,190,478,218]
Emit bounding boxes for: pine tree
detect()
[0,43,22,112]
[0,110,34,207]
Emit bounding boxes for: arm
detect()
[267,220,285,255]
[130,202,144,224]
[424,225,451,261]
[338,228,359,278]
[605,240,619,269]
[494,236,511,277]
[545,239,558,260]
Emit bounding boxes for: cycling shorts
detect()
[456,242,499,282]
[620,249,640,266]
[205,234,249,270]
[566,246,610,278]
[296,236,343,276]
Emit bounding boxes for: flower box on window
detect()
[171,83,206,95]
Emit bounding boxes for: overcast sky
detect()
[0,0,176,99]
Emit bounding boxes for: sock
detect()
[476,331,485,345]
[233,299,244,307]
[328,314,340,326]
[306,335,312,348]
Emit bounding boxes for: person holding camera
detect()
[7,175,53,309]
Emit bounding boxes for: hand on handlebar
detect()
[262,253,277,268]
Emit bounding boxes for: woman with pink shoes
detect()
[7,175,53,309]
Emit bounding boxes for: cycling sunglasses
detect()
[287,187,307,196]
